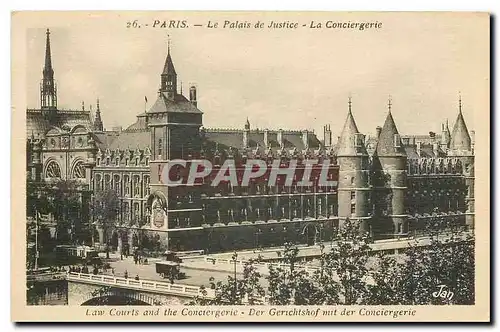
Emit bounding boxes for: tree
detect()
[365,253,407,305]
[396,221,474,305]
[189,257,265,305]
[366,214,474,305]
[90,189,122,257]
[318,218,372,304]
[267,242,323,305]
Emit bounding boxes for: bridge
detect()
[67,272,215,306]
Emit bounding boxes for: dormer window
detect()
[354,133,364,147]
[394,134,401,148]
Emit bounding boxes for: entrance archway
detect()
[303,223,317,246]
[110,231,118,251]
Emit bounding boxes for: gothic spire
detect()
[44,29,54,79]
[41,28,57,110]
[160,35,177,100]
[93,98,103,132]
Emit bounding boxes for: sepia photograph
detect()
[11,11,489,322]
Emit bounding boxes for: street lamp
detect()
[232,251,238,303]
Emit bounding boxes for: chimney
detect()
[277,129,284,148]
[189,86,197,107]
[376,126,382,138]
[416,141,421,157]
[432,142,438,156]
[302,130,309,149]
[263,129,269,148]
[323,125,332,147]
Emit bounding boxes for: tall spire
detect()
[93,98,103,132]
[41,28,57,110]
[44,29,53,79]
[387,95,392,113]
[160,34,177,100]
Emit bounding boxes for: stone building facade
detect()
[26,30,475,254]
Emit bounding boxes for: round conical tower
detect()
[336,97,371,234]
[448,95,474,228]
[372,99,407,238]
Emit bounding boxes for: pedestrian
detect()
[134,256,138,265]
[124,270,128,279]
[134,274,139,281]
[93,266,98,275]
[111,268,115,276]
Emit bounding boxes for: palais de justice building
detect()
[26,30,475,253]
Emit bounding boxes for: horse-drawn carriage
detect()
[155,251,183,280]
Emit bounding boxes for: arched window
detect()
[72,161,86,179]
[95,174,102,191]
[45,160,61,179]
[113,175,121,195]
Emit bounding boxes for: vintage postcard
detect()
[11,11,490,322]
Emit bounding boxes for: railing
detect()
[67,272,214,299]
[204,257,320,274]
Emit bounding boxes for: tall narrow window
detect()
[158,139,163,157]
[394,134,401,148]
[351,203,356,215]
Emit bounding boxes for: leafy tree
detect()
[396,221,474,305]
[189,254,265,305]
[90,189,122,257]
[267,242,323,305]
[318,218,372,304]
[365,253,407,305]
[366,214,474,305]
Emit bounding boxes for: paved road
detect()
[105,255,266,288]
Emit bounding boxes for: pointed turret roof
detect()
[336,98,367,156]
[43,29,54,79]
[375,104,406,157]
[162,45,176,76]
[450,97,471,151]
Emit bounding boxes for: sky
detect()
[25,12,488,140]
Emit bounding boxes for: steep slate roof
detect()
[450,109,471,152]
[94,129,150,150]
[336,107,367,156]
[375,111,406,157]
[404,145,446,159]
[147,92,202,114]
[162,52,176,76]
[27,109,92,138]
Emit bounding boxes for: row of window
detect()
[93,173,150,197]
